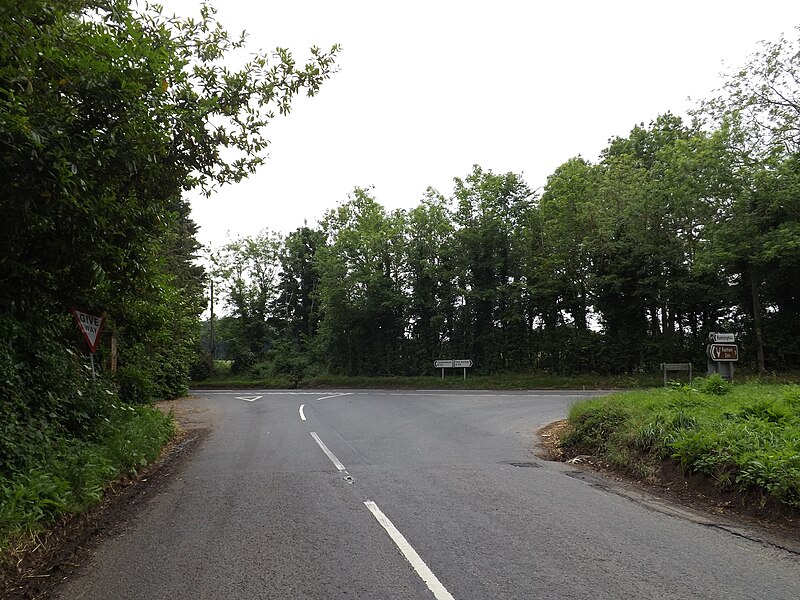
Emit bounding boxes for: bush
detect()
[188,343,212,381]
[562,398,633,454]
[116,365,157,405]
[697,373,732,396]
[231,347,258,375]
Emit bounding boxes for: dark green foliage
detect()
[0,0,337,545]
[188,342,212,381]
[0,313,116,477]
[697,374,732,396]
[1,405,174,545]
[231,347,258,376]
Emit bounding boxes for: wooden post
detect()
[110,332,118,372]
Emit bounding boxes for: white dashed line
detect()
[364,501,456,600]
[299,404,306,421]
[310,432,346,471]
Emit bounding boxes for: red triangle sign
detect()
[71,308,105,353]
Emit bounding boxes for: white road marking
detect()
[310,432,346,471]
[299,404,306,421]
[235,395,263,402]
[193,390,337,395]
[364,501,456,600]
[316,392,353,401]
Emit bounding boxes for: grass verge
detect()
[0,405,175,553]
[561,375,800,511]
[192,372,667,390]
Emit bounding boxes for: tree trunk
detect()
[748,264,767,374]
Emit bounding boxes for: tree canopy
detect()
[0,0,338,474]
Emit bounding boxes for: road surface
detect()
[56,389,800,599]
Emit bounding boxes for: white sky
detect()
[158,0,800,248]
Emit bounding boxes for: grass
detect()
[192,371,668,390]
[561,375,800,509]
[0,405,175,550]
[193,362,799,390]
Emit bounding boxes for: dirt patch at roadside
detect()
[537,420,800,545]
[1,397,210,600]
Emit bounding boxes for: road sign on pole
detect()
[709,332,736,343]
[434,359,473,380]
[71,308,104,353]
[708,343,739,362]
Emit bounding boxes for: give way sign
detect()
[71,308,105,353]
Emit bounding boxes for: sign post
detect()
[434,359,454,379]
[433,359,473,380]
[71,308,105,380]
[706,332,738,382]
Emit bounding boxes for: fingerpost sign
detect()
[433,358,474,380]
[706,332,738,382]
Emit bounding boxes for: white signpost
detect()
[71,308,105,379]
[434,359,473,380]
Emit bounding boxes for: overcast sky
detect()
[158,1,800,248]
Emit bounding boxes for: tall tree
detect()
[451,166,535,373]
[276,225,326,346]
[213,231,283,371]
[697,26,800,372]
[405,190,456,372]
[0,0,338,410]
[316,189,408,375]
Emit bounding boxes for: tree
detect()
[276,225,326,346]
[696,27,800,372]
[0,1,338,315]
[451,166,535,373]
[212,231,283,372]
[405,190,456,372]
[0,0,338,472]
[316,189,408,375]
[700,25,800,159]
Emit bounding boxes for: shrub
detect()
[697,373,732,396]
[231,347,257,375]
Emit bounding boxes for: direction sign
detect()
[708,344,739,362]
[710,332,736,343]
[71,308,105,352]
[453,359,473,368]
[434,359,454,368]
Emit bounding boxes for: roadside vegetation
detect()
[194,361,799,391]
[192,360,670,389]
[561,377,800,511]
[1,0,336,585]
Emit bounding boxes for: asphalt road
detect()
[57,389,800,599]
